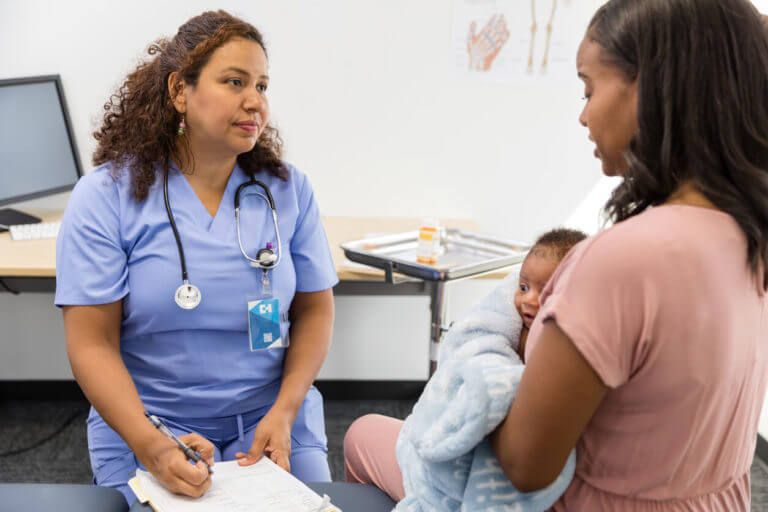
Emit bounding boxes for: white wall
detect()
[0,0,606,381]
[0,0,604,242]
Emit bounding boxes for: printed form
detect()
[130,458,338,512]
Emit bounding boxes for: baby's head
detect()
[515,228,588,330]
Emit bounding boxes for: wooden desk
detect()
[0,212,512,281]
[0,210,61,278]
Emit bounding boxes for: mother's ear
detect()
[168,71,187,114]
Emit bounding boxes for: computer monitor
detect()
[0,75,82,229]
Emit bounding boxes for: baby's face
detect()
[514,250,559,329]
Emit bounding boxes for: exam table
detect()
[127,482,396,511]
[0,482,396,511]
[0,483,129,511]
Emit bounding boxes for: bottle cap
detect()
[420,217,440,230]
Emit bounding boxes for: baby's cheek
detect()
[513,295,524,316]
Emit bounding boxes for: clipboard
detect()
[128,458,341,512]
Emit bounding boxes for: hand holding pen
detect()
[141,411,215,498]
[145,412,214,474]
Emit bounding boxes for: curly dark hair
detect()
[93,10,287,202]
[588,0,768,290]
[531,228,588,261]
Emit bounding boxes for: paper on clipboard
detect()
[128,458,341,512]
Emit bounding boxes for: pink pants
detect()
[343,414,405,502]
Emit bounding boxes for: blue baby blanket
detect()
[394,273,576,511]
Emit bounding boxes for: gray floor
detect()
[0,399,414,485]
[2,399,768,511]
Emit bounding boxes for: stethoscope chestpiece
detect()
[174,281,202,309]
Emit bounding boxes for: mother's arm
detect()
[489,320,609,492]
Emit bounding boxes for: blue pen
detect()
[144,411,213,475]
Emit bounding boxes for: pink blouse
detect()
[525,205,768,511]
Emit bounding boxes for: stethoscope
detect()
[164,168,281,310]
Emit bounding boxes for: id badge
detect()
[248,270,287,350]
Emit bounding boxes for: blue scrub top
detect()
[55,161,339,418]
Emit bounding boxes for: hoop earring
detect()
[178,115,186,136]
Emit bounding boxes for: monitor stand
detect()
[0,208,42,232]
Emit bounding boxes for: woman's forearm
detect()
[272,289,334,420]
[489,320,607,492]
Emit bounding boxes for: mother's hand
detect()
[139,432,215,498]
[235,408,293,472]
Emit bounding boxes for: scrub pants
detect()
[87,387,331,505]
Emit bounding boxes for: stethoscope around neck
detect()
[163,168,282,310]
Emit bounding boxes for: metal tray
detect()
[341,228,530,282]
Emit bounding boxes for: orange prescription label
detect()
[416,226,440,264]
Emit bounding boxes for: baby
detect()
[394,227,587,512]
[515,228,588,359]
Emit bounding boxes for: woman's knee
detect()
[344,414,404,475]
[290,447,331,482]
[343,414,405,499]
[92,452,140,505]
[344,414,388,460]
[87,411,140,504]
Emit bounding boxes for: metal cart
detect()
[341,228,529,374]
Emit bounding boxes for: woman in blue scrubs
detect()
[55,11,337,504]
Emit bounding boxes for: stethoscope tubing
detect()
[236,196,282,268]
[164,168,191,285]
[163,168,281,290]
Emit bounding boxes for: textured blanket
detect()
[394,273,576,511]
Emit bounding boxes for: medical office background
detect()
[3,0,768,441]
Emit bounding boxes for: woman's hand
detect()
[235,408,293,472]
[235,289,334,473]
[138,432,215,498]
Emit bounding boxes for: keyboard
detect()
[8,221,61,241]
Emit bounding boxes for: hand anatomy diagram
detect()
[466,13,510,72]
[461,0,573,77]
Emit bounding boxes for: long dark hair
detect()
[590,0,768,290]
[93,10,286,202]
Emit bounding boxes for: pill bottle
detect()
[416,218,441,264]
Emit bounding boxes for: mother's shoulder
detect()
[566,207,698,274]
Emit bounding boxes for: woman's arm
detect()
[236,288,334,469]
[63,303,213,497]
[489,320,608,492]
[278,288,335,415]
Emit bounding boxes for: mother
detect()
[345,0,768,509]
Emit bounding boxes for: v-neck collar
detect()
[168,161,247,234]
